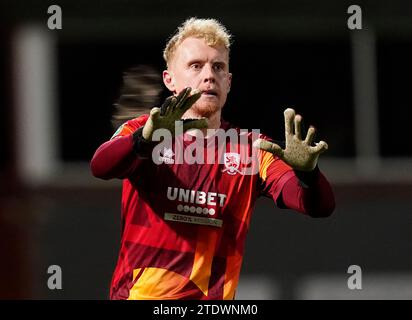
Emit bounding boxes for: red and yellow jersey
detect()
[108,115,294,300]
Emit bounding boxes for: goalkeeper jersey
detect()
[91,115,334,300]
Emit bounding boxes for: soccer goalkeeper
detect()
[90,17,335,300]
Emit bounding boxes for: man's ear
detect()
[163,70,175,93]
[227,72,232,93]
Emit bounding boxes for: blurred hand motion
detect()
[112,65,163,129]
[254,108,328,171]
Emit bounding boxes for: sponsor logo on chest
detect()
[164,187,227,228]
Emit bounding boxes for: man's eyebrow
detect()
[186,59,204,65]
[186,59,227,64]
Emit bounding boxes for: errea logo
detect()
[159,147,174,164]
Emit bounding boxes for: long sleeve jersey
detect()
[90,115,335,300]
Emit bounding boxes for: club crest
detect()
[222,152,243,175]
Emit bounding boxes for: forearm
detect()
[90,128,153,180]
[278,167,336,217]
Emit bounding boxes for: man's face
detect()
[163,37,232,117]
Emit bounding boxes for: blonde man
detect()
[91,17,335,300]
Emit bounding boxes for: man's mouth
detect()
[201,89,218,97]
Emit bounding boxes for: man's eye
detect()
[213,64,224,71]
[191,64,201,70]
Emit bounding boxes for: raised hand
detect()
[142,87,208,141]
[253,108,328,171]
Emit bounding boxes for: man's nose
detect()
[202,64,215,83]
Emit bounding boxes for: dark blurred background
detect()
[0,0,411,299]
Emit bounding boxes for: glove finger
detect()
[294,114,303,140]
[304,126,316,145]
[173,87,192,112]
[160,96,174,116]
[166,96,179,117]
[149,107,161,120]
[253,138,284,157]
[284,108,295,136]
[182,118,208,132]
[180,89,201,114]
[310,140,328,154]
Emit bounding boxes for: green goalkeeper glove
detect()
[142,87,208,141]
[253,108,328,172]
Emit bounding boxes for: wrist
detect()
[132,127,157,158]
[293,165,320,188]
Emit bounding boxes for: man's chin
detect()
[192,102,221,117]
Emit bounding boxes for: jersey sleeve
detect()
[258,150,295,203]
[90,115,150,180]
[257,134,294,204]
[256,134,335,217]
[111,114,149,140]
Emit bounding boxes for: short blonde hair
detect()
[163,17,232,67]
